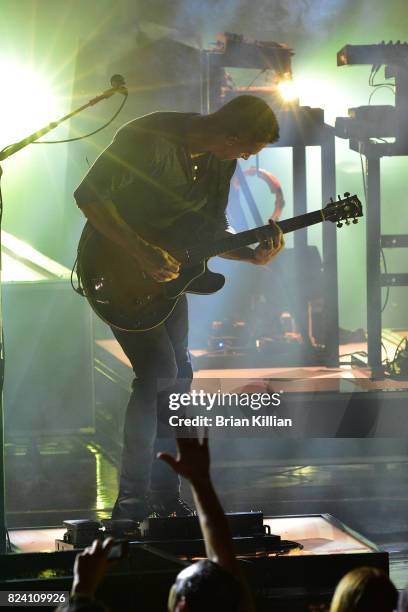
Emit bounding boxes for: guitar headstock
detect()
[323,193,363,227]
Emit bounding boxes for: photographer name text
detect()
[169,414,292,428]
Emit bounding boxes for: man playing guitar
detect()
[74,95,284,521]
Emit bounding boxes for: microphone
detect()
[110,74,128,95]
[89,75,128,106]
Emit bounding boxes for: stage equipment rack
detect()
[201,35,339,365]
[336,43,408,376]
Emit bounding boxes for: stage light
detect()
[277,78,299,102]
[0,60,59,150]
[276,75,349,124]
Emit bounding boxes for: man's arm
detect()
[80,199,180,282]
[219,245,256,263]
[158,436,255,612]
[213,160,284,265]
[74,130,179,282]
[219,220,285,265]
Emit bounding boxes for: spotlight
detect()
[0,60,58,149]
[277,78,299,103]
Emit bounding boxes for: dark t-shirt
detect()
[74,112,237,236]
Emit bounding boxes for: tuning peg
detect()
[330,197,334,203]
[352,218,358,224]
[344,191,350,197]
[338,194,342,200]
[345,219,350,225]
[337,221,343,228]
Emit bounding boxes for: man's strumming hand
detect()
[134,240,180,282]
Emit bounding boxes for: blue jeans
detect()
[110,296,193,507]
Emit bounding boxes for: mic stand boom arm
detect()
[0,82,127,161]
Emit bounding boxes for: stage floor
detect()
[5,332,408,593]
[8,515,373,556]
[10,514,407,592]
[96,332,408,393]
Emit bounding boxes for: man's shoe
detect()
[150,496,194,517]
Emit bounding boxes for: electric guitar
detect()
[77,193,363,332]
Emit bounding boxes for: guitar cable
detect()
[70,255,85,297]
[29,91,128,145]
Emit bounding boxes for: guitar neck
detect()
[196,209,325,261]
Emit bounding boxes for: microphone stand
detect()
[0,81,127,554]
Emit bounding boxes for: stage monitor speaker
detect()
[3,280,94,435]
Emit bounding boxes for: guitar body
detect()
[77,223,225,332]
